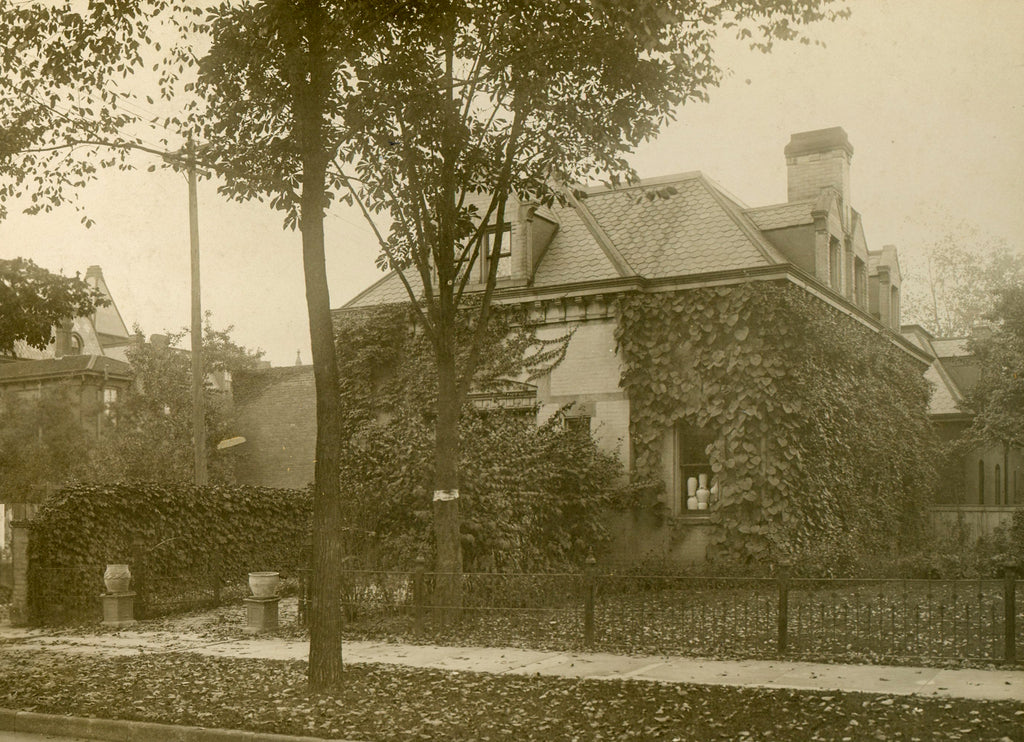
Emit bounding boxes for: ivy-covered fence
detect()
[27,482,310,623]
[616,281,940,564]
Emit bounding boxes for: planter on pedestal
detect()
[245,571,281,633]
[248,571,280,598]
[103,564,131,594]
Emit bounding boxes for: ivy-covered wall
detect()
[332,304,622,571]
[616,281,938,563]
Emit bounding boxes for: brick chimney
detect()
[785,127,853,221]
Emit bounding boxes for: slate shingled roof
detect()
[900,327,969,417]
[344,268,424,308]
[344,172,789,309]
[0,354,131,382]
[745,201,815,231]
[551,174,785,281]
[532,197,630,286]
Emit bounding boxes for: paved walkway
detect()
[1,625,1021,702]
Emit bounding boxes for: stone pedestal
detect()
[244,596,279,633]
[10,520,31,626]
[100,592,136,627]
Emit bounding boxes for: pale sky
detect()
[2,0,1022,366]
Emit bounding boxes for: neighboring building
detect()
[237,127,935,562]
[232,364,317,489]
[902,324,1023,539]
[0,266,133,542]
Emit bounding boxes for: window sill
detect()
[675,512,712,523]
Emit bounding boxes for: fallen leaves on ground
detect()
[0,648,1021,741]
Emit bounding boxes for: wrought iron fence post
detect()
[131,537,147,620]
[414,555,427,638]
[1004,561,1017,664]
[296,568,309,627]
[777,559,791,656]
[584,556,597,648]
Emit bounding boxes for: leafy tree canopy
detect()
[901,226,1024,337]
[90,314,264,482]
[0,258,108,354]
[962,285,1024,449]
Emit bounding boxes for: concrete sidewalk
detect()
[0,625,1021,703]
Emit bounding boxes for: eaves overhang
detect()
[333,264,934,368]
[0,356,133,385]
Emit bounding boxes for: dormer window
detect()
[68,334,83,356]
[482,222,512,280]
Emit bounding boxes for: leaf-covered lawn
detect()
[0,649,1021,741]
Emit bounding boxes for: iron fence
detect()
[786,577,1018,662]
[295,564,1022,664]
[22,554,1022,665]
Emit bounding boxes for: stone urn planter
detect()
[248,571,280,598]
[103,564,131,594]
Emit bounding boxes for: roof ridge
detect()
[580,171,705,196]
[699,176,786,266]
[564,190,637,279]
[744,199,816,213]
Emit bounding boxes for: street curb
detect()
[0,708,360,742]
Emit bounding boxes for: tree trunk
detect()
[302,175,346,688]
[433,343,462,626]
[294,0,344,690]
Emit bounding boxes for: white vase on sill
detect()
[696,473,710,508]
[687,496,699,510]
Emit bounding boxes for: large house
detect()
[236,127,937,563]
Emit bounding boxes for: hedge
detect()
[27,482,310,622]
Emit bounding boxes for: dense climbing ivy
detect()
[332,304,621,571]
[616,281,938,563]
[28,482,311,622]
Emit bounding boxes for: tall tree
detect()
[962,286,1024,480]
[901,226,1024,337]
[1,0,847,686]
[0,258,108,355]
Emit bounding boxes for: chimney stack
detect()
[785,127,853,221]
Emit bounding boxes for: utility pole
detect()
[188,137,208,485]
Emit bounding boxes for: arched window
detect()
[68,333,83,355]
[995,464,1002,504]
[978,460,985,505]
